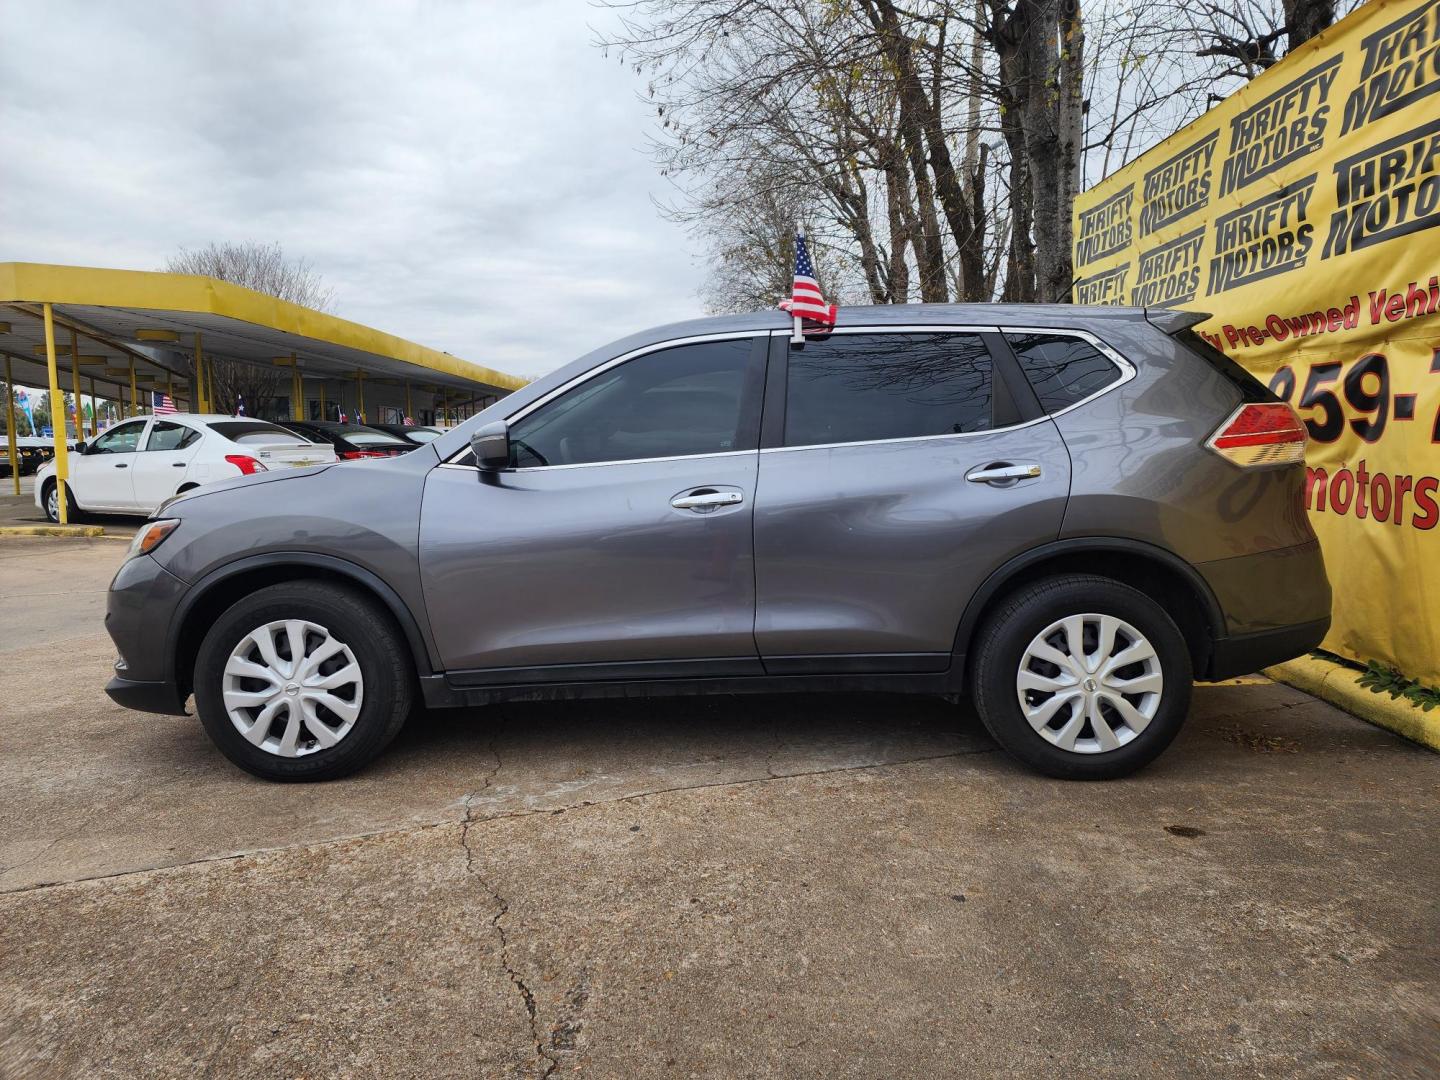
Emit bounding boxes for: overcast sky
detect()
[0,0,705,380]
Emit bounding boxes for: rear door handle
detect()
[966,462,1041,485]
[671,489,743,512]
[114,463,128,469]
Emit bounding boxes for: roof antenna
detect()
[1055,275,1082,303]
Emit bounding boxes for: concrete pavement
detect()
[1,538,1437,1077]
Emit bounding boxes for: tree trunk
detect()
[1055,0,1084,299]
[1283,0,1335,50]
[883,145,914,303]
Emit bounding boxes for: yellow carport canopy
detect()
[0,261,526,523]
[0,261,525,410]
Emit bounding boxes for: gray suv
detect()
[105,305,1330,782]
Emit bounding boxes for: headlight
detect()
[126,519,179,561]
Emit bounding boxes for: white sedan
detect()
[36,414,337,521]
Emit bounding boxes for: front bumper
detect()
[105,672,188,715]
[105,552,191,715]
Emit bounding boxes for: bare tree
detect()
[163,242,334,415]
[1170,0,1352,87]
[601,0,1280,308]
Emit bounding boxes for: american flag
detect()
[779,232,837,329]
[152,391,177,416]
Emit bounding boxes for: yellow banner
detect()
[1072,0,1440,683]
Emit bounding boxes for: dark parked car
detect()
[367,423,445,447]
[105,305,1329,782]
[276,420,413,460]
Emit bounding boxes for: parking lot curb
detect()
[0,524,109,538]
[1265,656,1440,752]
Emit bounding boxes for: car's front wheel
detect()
[193,581,413,781]
[971,574,1192,780]
[41,479,79,524]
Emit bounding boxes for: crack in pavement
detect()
[458,731,559,1079]
[0,747,997,897]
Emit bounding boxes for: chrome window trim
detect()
[438,448,757,474]
[767,323,1134,454]
[440,329,764,469]
[440,322,1135,468]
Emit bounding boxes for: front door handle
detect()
[671,489,743,512]
[114,463,129,469]
[966,462,1041,485]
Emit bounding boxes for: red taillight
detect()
[224,454,267,475]
[1206,403,1306,467]
[338,450,386,460]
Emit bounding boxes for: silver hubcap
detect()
[46,487,58,519]
[222,619,364,757]
[1016,613,1163,755]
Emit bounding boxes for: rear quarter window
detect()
[1006,333,1121,414]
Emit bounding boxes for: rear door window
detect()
[1006,333,1120,414]
[145,422,201,451]
[783,332,993,447]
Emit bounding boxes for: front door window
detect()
[507,338,763,468]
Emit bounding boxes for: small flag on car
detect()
[778,230,837,341]
[235,394,246,417]
[152,391,177,416]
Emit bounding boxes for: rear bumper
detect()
[1196,539,1331,637]
[1196,539,1331,679]
[1203,616,1330,681]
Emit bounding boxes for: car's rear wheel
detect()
[193,581,413,781]
[971,575,1192,780]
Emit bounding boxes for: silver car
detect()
[104,305,1330,781]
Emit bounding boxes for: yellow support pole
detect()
[4,355,19,497]
[168,373,175,412]
[354,370,365,423]
[129,359,138,418]
[318,380,326,421]
[87,374,98,435]
[292,354,303,421]
[42,305,70,524]
[194,332,206,413]
[69,328,83,440]
[405,379,412,422]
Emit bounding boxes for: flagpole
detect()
[790,227,805,345]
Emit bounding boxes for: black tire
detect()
[41,479,81,524]
[193,581,414,781]
[971,574,1192,780]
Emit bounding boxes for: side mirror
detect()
[469,421,511,471]
[74,441,88,455]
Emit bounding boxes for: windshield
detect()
[400,427,442,442]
